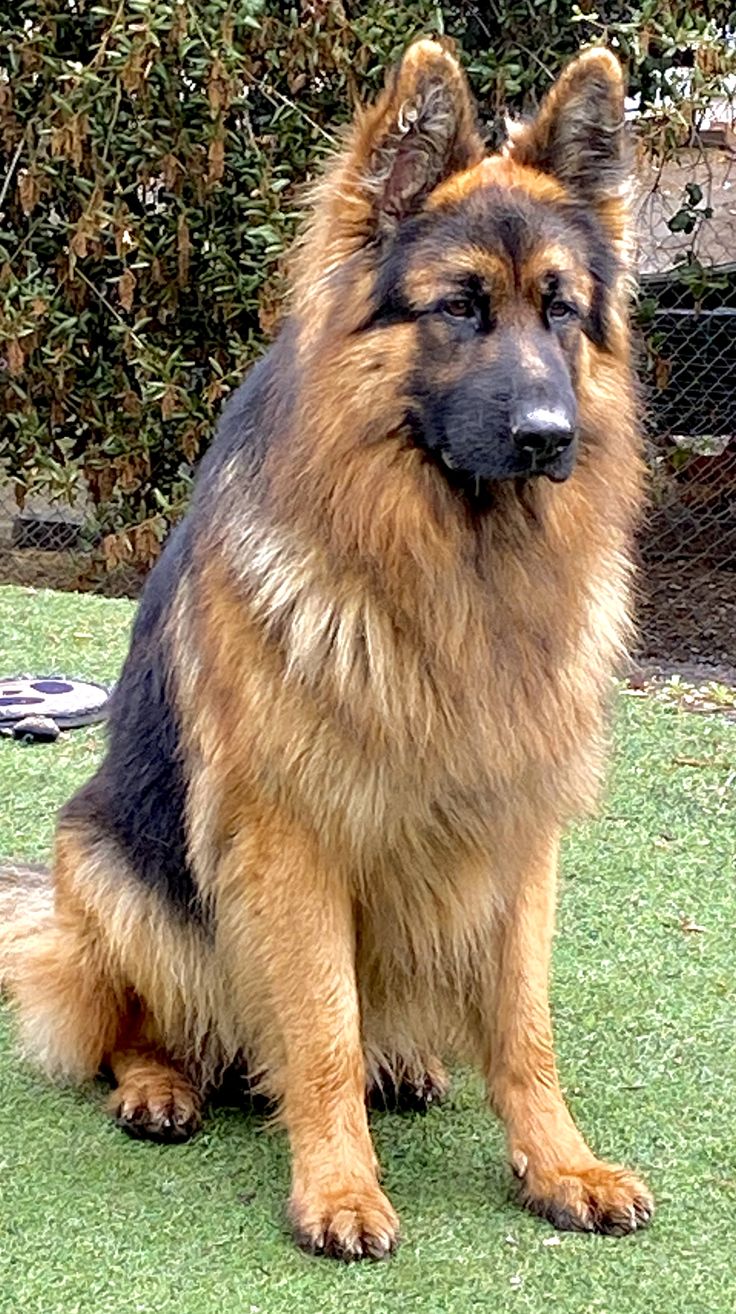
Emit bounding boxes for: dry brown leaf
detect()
[208,57,231,115]
[121,47,147,94]
[206,377,226,406]
[654,356,670,390]
[121,389,142,416]
[102,531,131,572]
[130,520,163,568]
[51,112,88,167]
[70,227,89,259]
[170,4,189,45]
[180,425,201,462]
[207,129,225,184]
[118,268,136,313]
[160,384,178,420]
[115,451,150,490]
[6,338,25,376]
[672,756,719,768]
[177,214,191,287]
[85,463,118,504]
[161,152,181,191]
[18,170,40,215]
[680,916,707,934]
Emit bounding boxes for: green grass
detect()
[1,583,735,1314]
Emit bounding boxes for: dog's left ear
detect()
[505,48,628,210]
[344,38,485,234]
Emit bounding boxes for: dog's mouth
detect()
[435,443,576,486]
[406,411,577,492]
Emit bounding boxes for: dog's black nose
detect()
[512,409,575,465]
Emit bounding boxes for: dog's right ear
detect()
[339,38,485,237]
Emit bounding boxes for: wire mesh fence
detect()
[1,138,735,670]
[634,130,736,672]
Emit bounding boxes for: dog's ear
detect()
[343,38,485,233]
[505,48,628,210]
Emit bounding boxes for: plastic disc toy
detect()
[0,676,110,732]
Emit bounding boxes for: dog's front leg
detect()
[480,828,654,1236]
[222,816,399,1261]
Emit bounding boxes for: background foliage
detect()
[1,1,734,571]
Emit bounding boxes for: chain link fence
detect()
[2,137,735,668]
[634,129,736,673]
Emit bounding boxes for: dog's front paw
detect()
[290,1180,400,1261]
[513,1153,654,1236]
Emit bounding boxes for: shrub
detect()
[0,2,733,570]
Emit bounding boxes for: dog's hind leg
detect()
[108,1029,202,1144]
[9,831,204,1141]
[105,984,202,1146]
[8,831,123,1082]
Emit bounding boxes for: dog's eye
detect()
[442,298,475,320]
[547,300,577,325]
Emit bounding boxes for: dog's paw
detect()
[290,1182,400,1261]
[109,1068,201,1144]
[514,1154,654,1236]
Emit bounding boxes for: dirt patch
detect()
[636,560,735,677]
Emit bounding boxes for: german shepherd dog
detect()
[1,40,652,1259]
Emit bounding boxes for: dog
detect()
[1,39,651,1259]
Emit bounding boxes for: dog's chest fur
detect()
[191,487,628,870]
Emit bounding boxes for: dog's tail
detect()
[0,860,54,994]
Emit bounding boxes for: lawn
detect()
[1,583,734,1314]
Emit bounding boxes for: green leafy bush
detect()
[0,2,732,570]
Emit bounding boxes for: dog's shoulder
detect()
[191,317,299,508]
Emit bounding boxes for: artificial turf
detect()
[0,583,734,1314]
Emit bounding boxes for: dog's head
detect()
[298,39,630,489]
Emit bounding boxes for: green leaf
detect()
[667,209,697,234]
